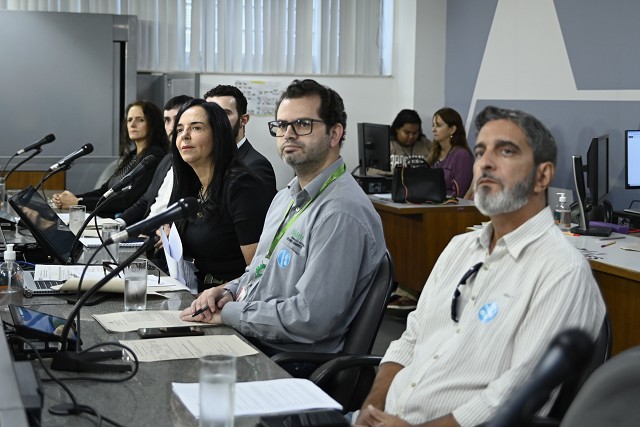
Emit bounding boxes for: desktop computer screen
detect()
[625,130,640,189]
[357,123,390,176]
[586,135,609,203]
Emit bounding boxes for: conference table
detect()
[0,269,290,426]
[370,196,488,295]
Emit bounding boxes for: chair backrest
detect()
[342,251,395,354]
[559,345,640,427]
[548,314,612,420]
[317,251,394,412]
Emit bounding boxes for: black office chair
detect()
[557,345,640,427]
[270,251,395,412]
[310,315,611,420]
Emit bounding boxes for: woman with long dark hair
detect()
[428,107,474,197]
[169,99,270,292]
[52,100,168,216]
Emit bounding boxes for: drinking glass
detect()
[0,177,6,211]
[68,205,86,235]
[124,258,147,311]
[199,355,236,427]
[101,223,120,262]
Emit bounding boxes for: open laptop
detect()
[0,216,66,296]
[8,186,84,266]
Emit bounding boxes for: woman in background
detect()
[52,100,168,217]
[389,109,432,163]
[169,99,270,292]
[428,107,474,198]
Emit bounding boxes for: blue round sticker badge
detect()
[478,302,499,323]
[277,249,291,268]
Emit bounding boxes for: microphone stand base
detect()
[51,350,132,373]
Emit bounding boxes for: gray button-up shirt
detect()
[221,157,387,353]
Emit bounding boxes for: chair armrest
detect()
[528,416,560,427]
[270,352,341,367]
[309,355,383,388]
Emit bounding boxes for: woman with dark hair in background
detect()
[169,99,270,292]
[389,109,432,162]
[428,107,474,198]
[52,100,168,217]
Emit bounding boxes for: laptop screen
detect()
[8,186,83,264]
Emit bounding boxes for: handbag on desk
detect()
[391,158,446,204]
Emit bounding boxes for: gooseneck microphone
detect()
[16,133,56,155]
[487,329,594,427]
[48,143,94,172]
[2,133,57,180]
[104,197,199,244]
[102,155,159,198]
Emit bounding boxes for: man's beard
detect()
[474,168,536,216]
[232,119,242,141]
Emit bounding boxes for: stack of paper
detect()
[172,378,342,418]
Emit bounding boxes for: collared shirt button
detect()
[433,354,439,360]
[410,382,417,388]
[483,265,489,270]
[456,328,461,334]
[295,207,301,212]
[471,296,476,301]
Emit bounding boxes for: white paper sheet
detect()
[93,310,212,332]
[161,223,199,292]
[119,335,258,362]
[34,264,189,293]
[172,378,342,418]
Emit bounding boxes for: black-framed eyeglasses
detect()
[268,118,324,137]
[451,262,483,322]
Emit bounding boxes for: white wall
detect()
[199,1,447,190]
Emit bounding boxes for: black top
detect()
[181,170,270,291]
[78,145,166,217]
[239,140,277,198]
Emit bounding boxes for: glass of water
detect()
[0,177,6,211]
[68,205,86,235]
[199,354,236,427]
[124,258,147,311]
[101,223,120,263]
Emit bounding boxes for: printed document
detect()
[119,335,258,362]
[34,264,189,293]
[172,378,342,418]
[94,310,211,332]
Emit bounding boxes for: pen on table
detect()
[192,289,230,317]
[599,236,626,241]
[601,241,616,248]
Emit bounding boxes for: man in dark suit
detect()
[204,85,277,198]
[117,95,193,227]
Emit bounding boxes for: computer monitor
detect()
[625,130,640,189]
[357,123,390,176]
[586,135,609,203]
[570,155,611,237]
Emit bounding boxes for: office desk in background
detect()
[569,233,640,356]
[1,289,290,426]
[370,196,488,295]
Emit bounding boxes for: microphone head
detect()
[44,133,56,143]
[83,143,94,154]
[140,155,159,170]
[550,329,593,368]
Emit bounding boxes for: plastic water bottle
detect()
[0,243,25,311]
[554,193,571,232]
